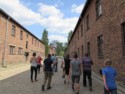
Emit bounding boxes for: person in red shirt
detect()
[37,55,42,73]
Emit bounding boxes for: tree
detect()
[50,40,66,56]
[50,40,57,47]
[41,29,49,57]
[68,31,73,42]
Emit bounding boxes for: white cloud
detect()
[0,0,79,42]
[0,0,42,26]
[37,3,78,34]
[38,3,64,18]
[48,35,67,43]
[71,4,84,14]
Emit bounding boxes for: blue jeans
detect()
[104,88,117,94]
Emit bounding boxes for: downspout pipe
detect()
[2,16,10,67]
[83,18,86,55]
[80,16,86,56]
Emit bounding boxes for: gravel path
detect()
[0,59,124,94]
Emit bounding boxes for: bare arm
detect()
[30,57,33,63]
[80,62,83,74]
[102,75,109,91]
[61,60,64,68]
[69,63,72,77]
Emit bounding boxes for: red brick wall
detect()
[0,13,45,66]
[66,0,125,81]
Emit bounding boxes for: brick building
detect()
[65,0,125,81]
[0,9,45,67]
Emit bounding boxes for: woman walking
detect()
[70,54,82,94]
[37,55,42,73]
[64,54,71,84]
[30,52,38,82]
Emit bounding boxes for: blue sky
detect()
[0,0,86,43]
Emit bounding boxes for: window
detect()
[81,24,83,37]
[38,41,39,47]
[12,25,16,36]
[10,46,15,55]
[32,38,34,45]
[78,31,79,40]
[87,42,90,56]
[18,47,23,55]
[27,34,28,38]
[96,0,102,18]
[26,41,28,49]
[35,40,36,46]
[97,35,103,57]
[20,30,23,40]
[122,23,125,56]
[78,48,79,56]
[82,45,84,57]
[86,15,89,31]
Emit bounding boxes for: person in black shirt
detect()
[64,54,71,84]
[42,54,54,91]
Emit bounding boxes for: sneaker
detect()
[31,80,33,83]
[64,80,66,84]
[72,84,74,91]
[42,85,44,91]
[83,84,86,87]
[89,86,92,91]
[67,81,69,84]
[62,75,65,78]
[76,92,79,94]
[47,86,51,90]
[72,87,74,91]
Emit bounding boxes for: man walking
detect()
[102,59,117,94]
[42,54,54,91]
[82,53,93,91]
[70,54,82,94]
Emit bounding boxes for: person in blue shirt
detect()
[51,54,56,72]
[102,59,117,94]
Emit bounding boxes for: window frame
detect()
[81,24,83,37]
[20,30,23,40]
[86,14,89,31]
[11,25,16,36]
[122,23,125,56]
[96,0,103,19]
[18,47,23,55]
[97,35,104,58]
[78,30,79,40]
[26,41,28,49]
[87,42,90,56]
[9,45,15,55]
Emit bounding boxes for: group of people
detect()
[30,53,58,91]
[61,53,93,94]
[30,52,117,94]
[61,53,117,94]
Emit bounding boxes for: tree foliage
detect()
[68,31,73,42]
[42,29,49,57]
[50,40,67,56]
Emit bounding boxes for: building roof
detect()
[68,0,91,45]
[0,8,45,45]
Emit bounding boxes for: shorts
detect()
[72,75,80,83]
